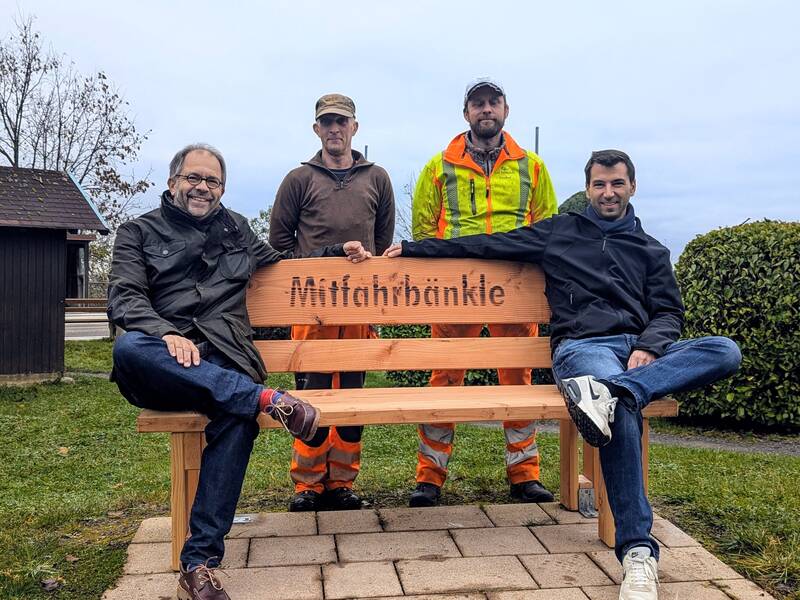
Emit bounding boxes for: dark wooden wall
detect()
[0,227,66,376]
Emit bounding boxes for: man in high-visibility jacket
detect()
[410,78,558,507]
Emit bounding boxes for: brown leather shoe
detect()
[265,390,320,441]
[177,564,230,600]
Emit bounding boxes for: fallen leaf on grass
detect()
[41,577,64,591]
[107,510,124,518]
[65,554,79,563]
[57,447,70,456]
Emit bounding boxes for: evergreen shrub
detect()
[674,220,800,428]
[558,191,589,214]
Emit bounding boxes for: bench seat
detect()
[137,388,677,432]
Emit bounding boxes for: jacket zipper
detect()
[469,179,476,215]
[602,238,607,253]
[485,179,493,232]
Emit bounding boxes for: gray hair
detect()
[168,143,227,185]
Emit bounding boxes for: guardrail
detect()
[65,298,115,338]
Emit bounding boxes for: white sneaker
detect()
[619,547,659,599]
[559,375,617,447]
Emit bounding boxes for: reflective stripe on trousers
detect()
[291,426,363,493]
[416,322,541,486]
[289,324,370,493]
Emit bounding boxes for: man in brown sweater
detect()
[270,93,395,512]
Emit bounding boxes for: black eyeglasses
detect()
[175,173,223,189]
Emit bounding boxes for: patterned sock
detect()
[258,388,282,412]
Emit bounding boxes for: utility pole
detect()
[364,145,369,159]
[534,126,539,154]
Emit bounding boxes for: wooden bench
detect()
[135,257,678,571]
[65,297,115,338]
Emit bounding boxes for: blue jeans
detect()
[551,334,741,562]
[113,331,264,568]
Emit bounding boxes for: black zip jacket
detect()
[401,210,684,356]
[108,192,346,382]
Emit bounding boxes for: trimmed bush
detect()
[559,191,589,214]
[380,325,553,387]
[674,220,800,428]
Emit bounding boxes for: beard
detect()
[173,188,219,219]
[470,117,504,141]
[324,137,349,157]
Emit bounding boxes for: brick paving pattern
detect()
[103,502,776,599]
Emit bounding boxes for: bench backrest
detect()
[247,257,552,373]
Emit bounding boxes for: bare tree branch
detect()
[0,14,153,286]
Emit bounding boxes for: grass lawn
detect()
[0,341,796,599]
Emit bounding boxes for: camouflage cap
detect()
[315,93,356,119]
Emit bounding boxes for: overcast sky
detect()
[5,0,799,257]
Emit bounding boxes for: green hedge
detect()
[380,325,553,387]
[559,191,589,214]
[674,220,800,428]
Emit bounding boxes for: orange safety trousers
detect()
[416,322,541,487]
[290,324,372,494]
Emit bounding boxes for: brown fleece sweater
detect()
[269,150,395,256]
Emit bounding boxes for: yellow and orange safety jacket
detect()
[412,131,557,240]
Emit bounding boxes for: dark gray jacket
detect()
[108,192,345,382]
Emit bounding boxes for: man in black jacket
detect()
[384,150,741,600]
[108,143,370,600]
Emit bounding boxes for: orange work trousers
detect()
[290,324,372,493]
[416,322,541,487]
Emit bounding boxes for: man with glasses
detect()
[408,78,558,508]
[108,143,371,600]
[270,94,395,513]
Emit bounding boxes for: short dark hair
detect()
[169,143,226,185]
[584,149,635,186]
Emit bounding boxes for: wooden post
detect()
[583,440,595,483]
[590,445,616,547]
[559,420,579,510]
[170,432,204,571]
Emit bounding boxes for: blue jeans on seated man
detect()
[112,330,265,569]
[551,333,741,562]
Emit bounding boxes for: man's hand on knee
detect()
[162,334,200,367]
[627,349,656,369]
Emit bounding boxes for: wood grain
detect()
[559,420,580,511]
[137,393,679,432]
[247,257,549,326]
[256,337,554,372]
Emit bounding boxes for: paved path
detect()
[103,503,775,599]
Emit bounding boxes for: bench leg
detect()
[170,432,203,572]
[592,418,652,549]
[559,420,579,510]
[583,440,595,483]
[592,446,616,547]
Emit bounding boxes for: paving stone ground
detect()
[103,502,776,600]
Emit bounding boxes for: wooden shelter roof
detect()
[0,166,109,232]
